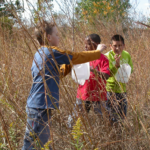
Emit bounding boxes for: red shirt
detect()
[76,54,110,101]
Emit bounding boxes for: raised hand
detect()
[96,44,107,52]
[114,54,121,68]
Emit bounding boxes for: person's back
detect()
[28,46,66,109]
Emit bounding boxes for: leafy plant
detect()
[76,0,131,22]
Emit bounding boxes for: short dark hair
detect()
[87,34,101,44]
[111,34,125,45]
[35,21,55,45]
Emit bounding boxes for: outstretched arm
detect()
[50,46,101,65]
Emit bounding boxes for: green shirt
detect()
[105,50,133,93]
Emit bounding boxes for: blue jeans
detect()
[106,92,127,123]
[22,108,52,150]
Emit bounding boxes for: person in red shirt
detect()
[76,34,110,116]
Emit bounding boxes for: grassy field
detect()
[0,3,150,149]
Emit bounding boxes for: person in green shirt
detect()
[105,34,133,125]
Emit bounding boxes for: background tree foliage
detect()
[76,0,131,23]
[33,0,53,23]
[0,0,23,30]
[0,0,23,17]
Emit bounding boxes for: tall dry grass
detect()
[0,1,150,150]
